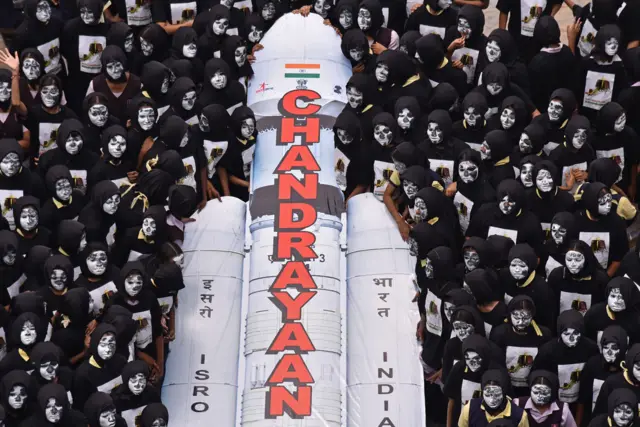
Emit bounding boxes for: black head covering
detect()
[333,110,361,150]
[499,96,529,132]
[84,392,117,427]
[204,58,231,91]
[556,308,584,336]
[172,27,199,59]
[0,370,32,417]
[100,45,128,84]
[19,48,45,84]
[89,323,118,364]
[242,14,266,45]
[11,311,42,348]
[83,92,111,129]
[107,22,134,54]
[593,24,622,60]
[416,34,446,71]
[533,16,561,47]
[458,5,485,41]
[520,123,546,155]
[35,383,70,423]
[400,166,431,192]
[565,239,601,277]
[358,0,384,36]
[462,92,489,121]
[24,245,52,286]
[0,229,19,267]
[624,344,640,384]
[485,130,511,162]
[581,181,609,217]
[426,246,456,281]
[375,50,416,86]
[596,102,625,134]
[427,109,453,141]
[465,268,499,304]
[141,61,173,101]
[341,29,370,66]
[345,72,378,110]
[116,261,149,296]
[600,324,629,365]
[168,185,197,219]
[231,106,257,140]
[428,83,459,112]
[462,237,490,269]
[222,35,252,77]
[139,23,169,61]
[606,277,640,311]
[79,241,109,279]
[168,77,197,118]
[12,195,40,233]
[102,305,137,355]
[44,254,73,290]
[508,244,537,277]
[199,103,231,139]
[399,31,422,58]
[159,116,189,152]
[372,112,397,146]
[30,342,63,382]
[588,158,620,189]
[90,180,120,214]
[486,29,519,66]
[496,179,525,215]
[528,370,559,402]
[140,403,169,427]
[55,118,86,157]
[607,388,638,422]
[461,334,492,371]
[391,142,427,169]
[152,262,185,294]
[154,150,187,181]
[483,62,510,90]
[331,0,358,34]
[507,294,537,318]
[59,287,92,327]
[549,88,577,123]
[77,0,104,24]
[533,160,559,193]
[395,96,422,131]
[127,95,158,134]
[136,169,175,206]
[142,205,167,241]
[550,211,577,246]
[100,125,128,162]
[121,359,150,385]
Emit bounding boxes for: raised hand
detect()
[0,49,19,73]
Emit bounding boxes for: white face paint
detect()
[536,169,554,192]
[634,362,640,382]
[453,321,474,341]
[520,163,534,187]
[124,272,144,297]
[314,0,332,17]
[427,122,444,144]
[550,223,567,245]
[560,327,580,347]
[261,3,276,20]
[614,113,626,132]
[463,249,480,271]
[547,99,563,122]
[22,57,41,81]
[102,194,120,215]
[49,268,67,291]
[598,192,613,215]
[482,385,503,409]
[464,350,483,371]
[565,250,585,274]
[172,253,184,269]
[509,258,528,280]
[437,0,452,9]
[0,82,11,103]
[80,6,95,25]
[220,0,234,7]
[160,77,169,94]
[39,361,58,381]
[480,141,491,160]
[604,37,619,57]
[0,152,19,178]
[500,107,516,130]
[444,302,455,322]
[423,258,435,278]
[241,118,255,139]
[65,132,83,155]
[464,106,481,127]
[35,0,51,23]
[608,287,626,312]
[373,124,392,146]
[518,133,532,153]
[124,33,134,53]
[7,385,26,409]
[458,161,478,184]
[99,409,117,427]
[349,47,364,62]
[44,397,63,423]
[602,342,620,363]
[336,129,353,145]
[234,46,247,67]
[486,83,503,96]
[248,26,263,43]
[199,114,210,132]
[403,180,418,200]
[397,108,414,130]
[613,403,634,426]
[357,8,372,30]
[3,249,15,266]
[20,320,37,345]
[485,40,501,63]
[499,194,516,215]
[375,63,389,83]
[151,419,167,427]
[347,86,363,109]
[108,135,126,158]
[179,131,189,148]
[19,206,38,231]
[86,250,107,276]
[182,90,196,111]
[88,104,109,127]
[572,128,587,150]
[97,333,116,360]
[138,106,155,131]
[142,217,156,238]
[407,237,418,257]
[210,70,227,89]
[105,61,124,81]
[55,179,72,202]
[41,84,60,108]
[140,37,153,56]
[457,17,472,38]
[410,197,427,223]
[128,372,147,395]
[339,9,353,29]
[530,384,552,406]
[79,233,87,252]
[510,308,533,331]
[182,43,197,58]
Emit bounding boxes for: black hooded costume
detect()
[452,92,489,152]
[333,110,368,198]
[111,360,161,425]
[29,342,74,398]
[539,211,577,277]
[593,343,640,416]
[22,245,52,292]
[158,76,200,127]
[50,287,92,364]
[548,114,596,188]
[12,195,51,256]
[444,5,488,86]
[374,50,431,112]
[197,58,246,113]
[585,277,640,344]
[464,268,509,335]
[342,72,382,142]
[83,391,127,427]
[36,254,74,317]
[415,34,468,97]
[478,29,530,95]
[78,180,120,246]
[40,165,86,231]
[526,160,575,227]
[88,125,133,194]
[0,312,43,377]
[81,91,121,155]
[0,369,35,427]
[471,62,536,120]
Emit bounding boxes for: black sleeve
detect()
[610,218,630,263]
[578,359,596,404]
[442,361,463,400]
[510,84,537,114]
[152,0,170,22]
[496,0,514,14]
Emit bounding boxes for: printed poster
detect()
[596,147,625,183]
[453,191,474,234]
[203,139,228,178]
[70,169,87,195]
[558,362,585,403]
[133,309,153,349]
[579,231,610,269]
[520,0,546,36]
[559,290,591,315]
[373,160,396,201]
[334,148,350,192]
[583,71,615,111]
[37,38,62,75]
[125,0,152,26]
[506,346,538,388]
[424,292,443,336]
[241,145,256,179]
[179,156,197,191]
[38,122,61,156]
[170,2,197,24]
[429,158,454,186]
[451,48,479,84]
[460,379,482,405]
[419,24,446,39]
[578,19,597,57]
[89,281,118,316]
[78,35,106,74]
[0,189,23,230]
[487,226,518,243]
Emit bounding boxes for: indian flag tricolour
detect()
[284,63,320,79]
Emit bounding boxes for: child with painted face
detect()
[333,110,368,200]
[39,165,85,232]
[355,0,399,49]
[466,179,545,254]
[452,92,490,153]
[404,0,457,44]
[216,106,256,202]
[87,125,134,195]
[0,67,27,150]
[443,334,507,427]
[489,295,553,396]
[440,302,483,382]
[84,391,128,427]
[402,168,447,225]
[592,388,640,427]
[49,288,93,364]
[221,35,253,85]
[574,182,629,275]
[111,205,167,268]
[414,34,469,98]
[100,305,137,363]
[30,342,74,397]
[149,262,184,343]
[488,96,531,148]
[140,61,174,118]
[540,211,577,277]
[374,50,431,113]
[511,122,545,167]
[500,244,556,330]
[465,268,509,337]
[471,63,537,120]
[478,29,530,94]
[197,58,246,114]
[78,180,120,245]
[164,28,203,84]
[443,5,487,86]
[526,161,575,229]
[72,323,127,411]
[459,237,490,274]
[0,311,42,376]
[585,277,640,343]
[109,262,164,383]
[140,402,169,427]
[112,360,161,424]
[329,0,358,35]
[137,23,170,66]
[579,325,629,421]
[0,369,35,426]
[547,239,608,317]
[420,109,468,189]
[460,369,526,426]
[393,96,425,147]
[241,14,266,52]
[12,195,52,256]
[532,88,577,156]
[36,254,74,318]
[0,230,25,306]
[593,342,640,417]
[18,48,48,113]
[38,119,99,196]
[578,24,629,123]
[195,5,231,61]
[53,220,88,276]
[157,77,200,129]
[480,129,517,189]
[513,370,577,427]
[23,245,53,291]
[549,117,595,192]
[587,158,637,224]
[74,242,119,317]
[25,73,79,163]
[518,154,541,190]
[342,65,383,143]
[532,309,598,405]
[81,93,121,156]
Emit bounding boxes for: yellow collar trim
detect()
[438,58,448,69]
[138,228,154,244]
[516,209,522,217]
[432,181,444,192]
[89,356,102,369]
[362,104,373,113]
[531,319,543,336]
[130,192,149,211]
[402,74,421,87]
[53,197,71,209]
[426,5,443,14]
[420,259,427,268]
[495,156,510,166]
[480,400,512,421]
[586,210,598,221]
[145,155,159,172]
[536,188,558,198]
[519,271,536,288]
[151,278,157,288]
[18,348,29,361]
[428,216,439,225]
[560,118,568,129]
[58,247,70,257]
[606,304,616,320]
